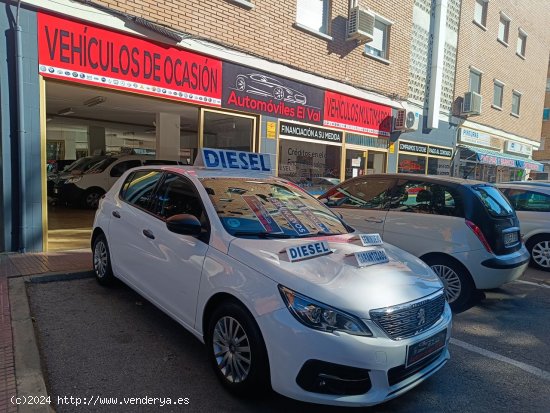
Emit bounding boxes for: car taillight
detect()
[465,220,493,253]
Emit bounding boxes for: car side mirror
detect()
[166,214,202,236]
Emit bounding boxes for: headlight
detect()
[278,286,372,336]
[64,176,82,184]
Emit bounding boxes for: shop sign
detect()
[38,13,222,106]
[323,91,392,137]
[266,122,277,139]
[428,145,453,158]
[279,121,343,143]
[222,62,324,124]
[398,141,428,154]
[505,141,532,156]
[459,128,493,148]
[522,161,543,171]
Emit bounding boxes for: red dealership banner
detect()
[37,13,222,106]
[323,91,393,137]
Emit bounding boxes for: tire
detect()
[526,235,550,271]
[235,76,246,91]
[273,86,284,100]
[92,234,115,286]
[206,300,270,396]
[424,256,475,312]
[83,188,104,209]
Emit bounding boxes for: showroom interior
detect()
[44,80,258,251]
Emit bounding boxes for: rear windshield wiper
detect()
[231,231,292,239]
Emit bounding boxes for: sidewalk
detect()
[0,250,92,412]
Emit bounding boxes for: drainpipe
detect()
[15,0,26,252]
[427,0,448,130]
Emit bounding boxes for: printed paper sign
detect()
[291,199,331,234]
[354,249,389,267]
[358,233,383,246]
[286,241,332,262]
[269,198,311,236]
[242,195,283,233]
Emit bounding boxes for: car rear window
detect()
[472,185,514,217]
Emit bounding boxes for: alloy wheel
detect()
[212,316,252,383]
[86,192,101,208]
[431,264,462,303]
[94,240,108,279]
[531,241,550,268]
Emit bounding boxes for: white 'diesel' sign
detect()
[285,241,332,262]
[354,249,389,267]
[357,233,383,246]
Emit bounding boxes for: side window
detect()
[324,178,394,209]
[390,180,464,217]
[505,189,550,212]
[120,170,162,210]
[110,160,142,177]
[152,174,204,220]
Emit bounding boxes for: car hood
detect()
[228,234,443,318]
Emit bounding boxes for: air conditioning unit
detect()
[347,7,375,43]
[462,92,482,115]
[394,109,420,131]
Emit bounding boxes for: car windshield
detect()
[200,177,351,238]
[472,185,514,217]
[65,156,107,173]
[86,157,117,173]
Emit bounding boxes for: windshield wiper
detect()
[302,231,344,237]
[232,231,292,239]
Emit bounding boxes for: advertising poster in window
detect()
[222,62,324,124]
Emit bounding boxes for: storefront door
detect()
[345,148,386,180]
[201,109,257,153]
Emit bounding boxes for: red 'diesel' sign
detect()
[323,91,393,137]
[37,13,222,106]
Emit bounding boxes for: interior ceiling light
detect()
[83,96,106,107]
[57,107,75,116]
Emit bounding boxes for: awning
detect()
[459,145,544,172]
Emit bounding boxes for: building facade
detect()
[451,0,549,182]
[532,58,550,175]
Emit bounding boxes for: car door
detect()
[501,187,550,240]
[108,169,164,284]
[320,177,395,235]
[383,179,466,256]
[133,172,210,329]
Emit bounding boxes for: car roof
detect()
[496,183,550,193]
[131,164,277,180]
[351,173,486,186]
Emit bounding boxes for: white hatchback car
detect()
[497,183,550,271]
[91,149,452,407]
[320,174,530,312]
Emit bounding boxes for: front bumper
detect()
[452,247,529,289]
[257,304,452,407]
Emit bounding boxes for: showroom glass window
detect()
[427,158,451,176]
[296,0,330,34]
[398,154,426,174]
[278,139,341,195]
[120,170,163,210]
[203,111,256,152]
[364,18,391,59]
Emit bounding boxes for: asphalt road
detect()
[27,268,550,413]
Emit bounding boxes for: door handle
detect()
[365,218,384,223]
[112,211,121,218]
[142,229,155,240]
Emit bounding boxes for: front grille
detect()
[369,291,445,340]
